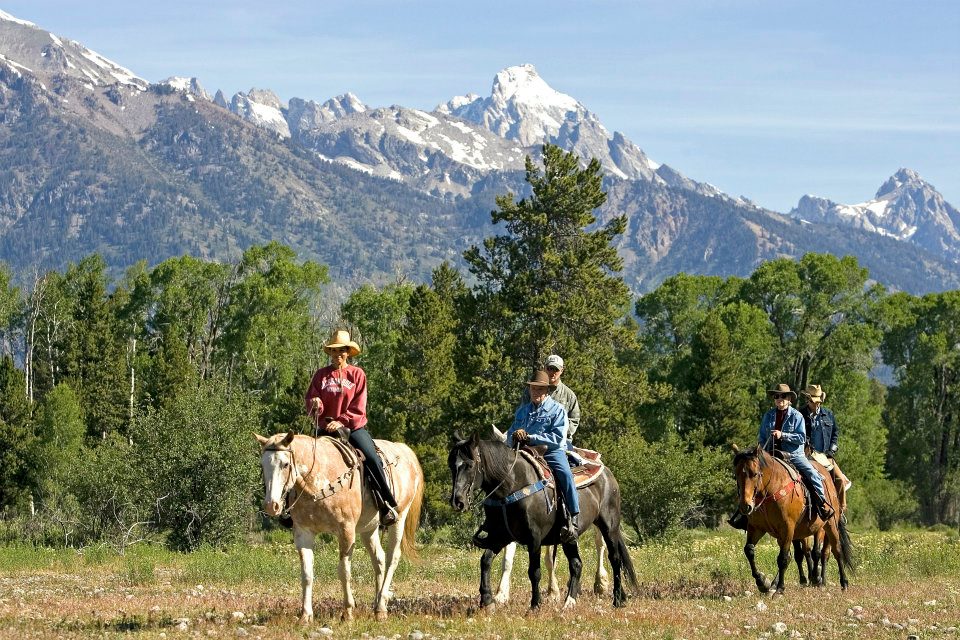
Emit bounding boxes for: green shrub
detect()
[865,476,919,530]
[605,432,731,541]
[133,381,262,551]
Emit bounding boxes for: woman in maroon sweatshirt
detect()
[305,329,399,526]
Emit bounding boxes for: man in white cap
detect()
[544,354,581,445]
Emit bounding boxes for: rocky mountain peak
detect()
[159,76,210,101]
[876,167,927,199]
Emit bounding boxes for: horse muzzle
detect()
[450,494,468,512]
[263,499,284,517]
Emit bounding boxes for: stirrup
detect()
[379,506,398,528]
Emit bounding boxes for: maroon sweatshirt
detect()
[304,364,368,431]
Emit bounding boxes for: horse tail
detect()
[400,453,425,562]
[616,534,639,590]
[837,516,857,573]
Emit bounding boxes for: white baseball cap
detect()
[545,354,564,369]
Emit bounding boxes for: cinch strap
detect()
[483,479,550,507]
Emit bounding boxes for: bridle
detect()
[262,445,306,517]
[451,440,521,511]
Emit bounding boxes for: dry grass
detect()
[1,529,959,639]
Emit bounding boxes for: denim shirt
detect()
[758,406,806,455]
[803,406,839,455]
[506,395,568,451]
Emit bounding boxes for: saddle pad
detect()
[518,446,605,489]
[810,451,834,471]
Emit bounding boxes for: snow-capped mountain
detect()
[0,9,146,91]
[438,63,661,182]
[791,169,960,261]
[2,7,959,294]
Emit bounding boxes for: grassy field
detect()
[1,528,959,639]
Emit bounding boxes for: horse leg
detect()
[812,534,824,586]
[545,546,561,598]
[774,538,791,594]
[480,548,499,608]
[560,540,583,610]
[294,528,317,623]
[597,524,626,608]
[528,542,544,610]
[593,527,610,595]
[373,511,406,620]
[793,539,808,585]
[744,529,771,593]
[336,528,358,622]
[493,542,517,604]
[828,523,850,590]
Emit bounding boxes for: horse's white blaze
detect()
[261,450,293,515]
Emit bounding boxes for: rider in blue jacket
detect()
[507,369,580,544]
[758,383,834,521]
[729,383,835,530]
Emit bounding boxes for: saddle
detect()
[519,445,605,489]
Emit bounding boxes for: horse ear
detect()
[253,433,269,447]
[453,430,465,443]
[280,431,295,447]
[491,424,507,443]
[470,431,480,446]
[731,443,740,453]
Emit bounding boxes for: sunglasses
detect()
[773,393,791,400]
[546,366,560,373]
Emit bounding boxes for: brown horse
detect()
[732,444,854,593]
[256,432,424,622]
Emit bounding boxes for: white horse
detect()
[256,431,424,622]
[488,425,610,603]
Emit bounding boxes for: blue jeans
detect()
[543,447,579,515]
[787,450,827,504]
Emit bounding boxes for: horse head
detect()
[255,431,298,517]
[448,431,481,512]
[732,443,768,516]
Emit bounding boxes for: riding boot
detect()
[817,501,835,521]
[560,512,580,544]
[727,513,749,531]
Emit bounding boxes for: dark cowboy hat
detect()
[766,383,797,401]
[526,369,557,392]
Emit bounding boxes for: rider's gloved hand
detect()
[513,429,529,444]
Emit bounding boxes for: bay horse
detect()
[732,444,854,593]
[256,432,424,622]
[448,433,637,610]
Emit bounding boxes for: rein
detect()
[264,437,359,517]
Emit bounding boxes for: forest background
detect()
[0,145,954,552]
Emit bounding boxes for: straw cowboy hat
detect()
[801,384,826,402]
[766,383,797,401]
[526,369,557,392]
[323,329,361,357]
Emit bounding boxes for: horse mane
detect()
[733,446,769,470]
[477,439,521,479]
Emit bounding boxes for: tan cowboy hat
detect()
[766,383,796,401]
[801,384,826,402]
[324,329,361,357]
[526,369,557,392]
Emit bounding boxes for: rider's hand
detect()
[325,420,343,433]
[310,397,323,413]
[513,429,529,444]
[772,430,783,440]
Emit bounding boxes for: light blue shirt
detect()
[506,395,568,451]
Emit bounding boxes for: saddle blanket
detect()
[519,446,605,489]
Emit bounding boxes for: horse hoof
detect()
[375,610,388,622]
[562,596,577,610]
[299,613,314,624]
[339,609,352,622]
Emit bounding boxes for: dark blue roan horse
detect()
[449,433,637,610]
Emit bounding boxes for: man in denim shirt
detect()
[507,369,580,543]
[800,384,852,493]
[759,383,834,522]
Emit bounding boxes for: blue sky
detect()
[5,1,958,212]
